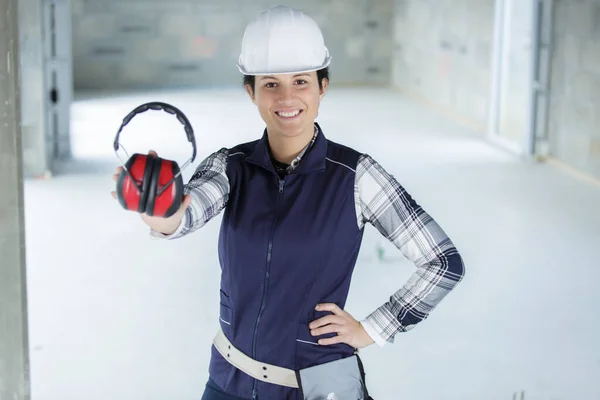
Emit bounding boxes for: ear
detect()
[319,78,329,100]
[245,84,256,104]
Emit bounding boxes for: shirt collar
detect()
[247,123,327,176]
[283,124,318,174]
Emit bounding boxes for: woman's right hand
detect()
[111,150,193,235]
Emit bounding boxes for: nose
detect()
[277,84,294,104]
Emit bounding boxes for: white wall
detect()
[392,0,495,132]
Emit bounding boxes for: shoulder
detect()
[324,139,364,173]
[228,139,260,159]
[205,139,261,172]
[325,145,397,193]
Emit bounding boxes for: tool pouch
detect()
[296,354,373,400]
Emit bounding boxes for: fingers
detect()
[315,303,345,316]
[175,194,192,215]
[112,166,123,182]
[317,336,344,346]
[112,166,123,199]
[309,304,366,347]
[309,314,344,329]
[311,323,342,337]
[112,167,121,198]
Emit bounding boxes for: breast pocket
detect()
[219,290,234,337]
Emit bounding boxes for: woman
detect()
[112,5,465,400]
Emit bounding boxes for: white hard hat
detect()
[237,5,332,75]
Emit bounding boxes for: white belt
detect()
[213,329,300,389]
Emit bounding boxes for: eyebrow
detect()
[259,73,311,81]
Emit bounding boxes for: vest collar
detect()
[246,122,327,176]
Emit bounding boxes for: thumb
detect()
[182,194,192,209]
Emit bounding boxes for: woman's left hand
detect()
[309,303,375,349]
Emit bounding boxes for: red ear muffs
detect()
[113,102,196,218]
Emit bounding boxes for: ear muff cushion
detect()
[145,156,162,217]
[138,154,155,214]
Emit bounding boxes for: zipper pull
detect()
[252,388,258,399]
[279,180,284,193]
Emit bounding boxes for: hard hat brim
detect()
[237,55,332,76]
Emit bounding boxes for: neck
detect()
[267,124,315,164]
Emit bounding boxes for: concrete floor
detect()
[23,87,600,400]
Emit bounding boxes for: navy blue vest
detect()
[210,124,364,399]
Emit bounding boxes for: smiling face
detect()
[246,71,328,140]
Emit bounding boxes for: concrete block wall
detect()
[1,0,31,397]
[18,0,51,178]
[71,0,393,90]
[548,0,600,179]
[392,0,495,131]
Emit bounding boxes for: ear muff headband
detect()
[113,101,197,163]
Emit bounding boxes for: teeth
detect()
[277,110,300,118]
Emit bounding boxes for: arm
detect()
[355,154,465,346]
[151,147,230,240]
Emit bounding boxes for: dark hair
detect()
[243,67,330,94]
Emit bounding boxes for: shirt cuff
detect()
[360,318,387,347]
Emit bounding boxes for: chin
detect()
[266,118,311,137]
[276,125,306,138]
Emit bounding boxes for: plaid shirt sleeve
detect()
[355,154,465,346]
[151,147,230,239]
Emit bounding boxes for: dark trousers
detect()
[200,378,250,400]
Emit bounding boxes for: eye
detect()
[295,79,307,85]
[265,82,277,88]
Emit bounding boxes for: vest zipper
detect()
[251,177,285,398]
